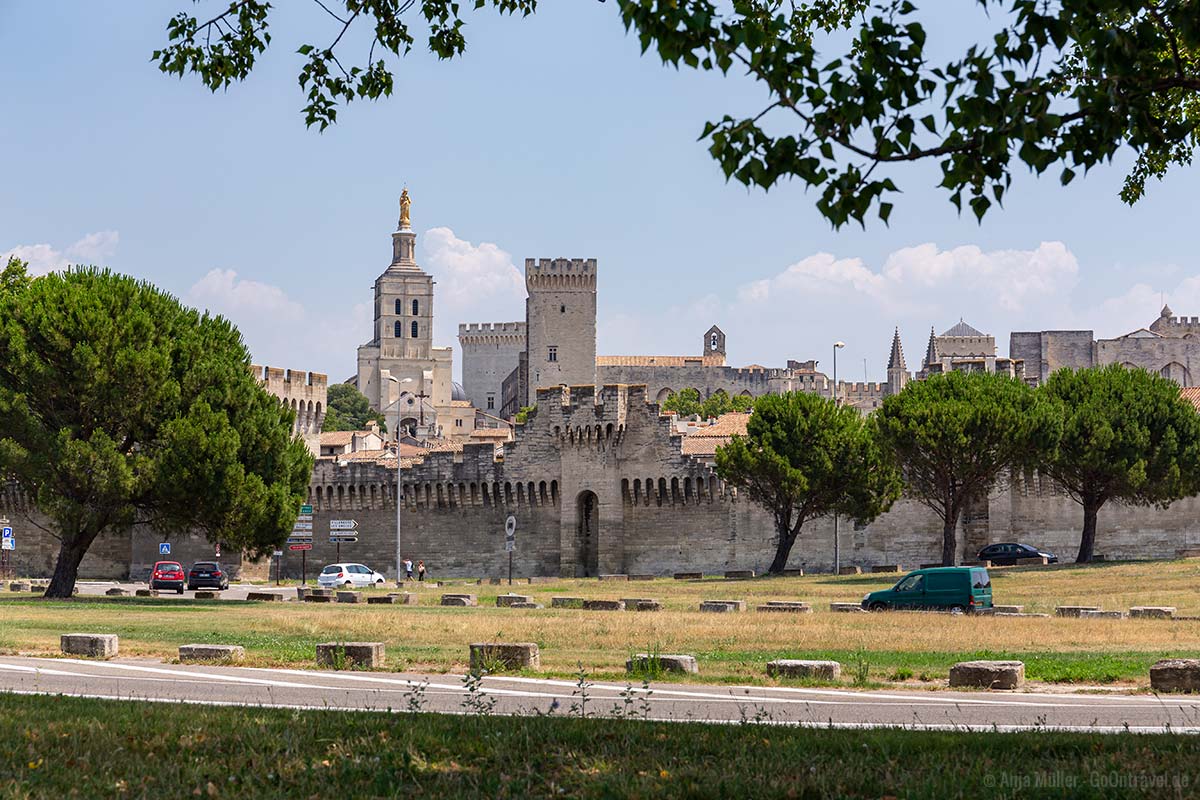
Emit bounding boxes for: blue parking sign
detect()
[159,542,171,555]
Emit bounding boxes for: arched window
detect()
[394,321,402,338]
[411,320,419,338]
[394,298,402,314]
[412,298,419,316]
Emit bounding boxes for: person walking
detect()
[417,560,426,582]
[403,557,414,581]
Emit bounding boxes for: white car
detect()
[317,562,387,588]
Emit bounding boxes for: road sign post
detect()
[504,515,517,585]
[0,519,11,579]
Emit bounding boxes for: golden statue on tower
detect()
[399,188,412,228]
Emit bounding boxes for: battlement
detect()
[250,364,328,439]
[840,381,886,396]
[525,258,598,291]
[457,321,527,345]
[250,364,328,390]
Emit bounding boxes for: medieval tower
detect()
[523,258,597,402]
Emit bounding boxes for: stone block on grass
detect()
[246,592,283,602]
[10,582,31,592]
[582,599,625,611]
[105,588,128,597]
[304,594,332,603]
[440,594,477,607]
[949,660,1025,690]
[620,598,657,610]
[388,592,419,605]
[316,642,384,669]
[1079,609,1126,619]
[1150,659,1200,692]
[61,634,118,659]
[629,574,656,581]
[672,572,702,580]
[496,593,532,607]
[309,588,333,598]
[366,595,396,605]
[550,597,584,609]
[1130,606,1176,619]
[634,601,662,612]
[193,591,219,600]
[829,602,865,613]
[767,659,840,680]
[510,602,543,609]
[724,570,755,580]
[995,612,1050,618]
[598,574,629,582]
[135,589,158,598]
[838,566,862,576]
[992,605,1024,614]
[870,565,901,573]
[1015,556,1049,566]
[469,642,540,671]
[179,644,244,664]
[627,653,697,675]
[526,577,557,585]
[778,568,805,577]
[336,591,363,604]
[1056,606,1100,618]
[756,601,812,614]
[699,600,745,613]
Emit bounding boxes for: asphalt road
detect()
[3,656,1200,733]
[73,581,327,601]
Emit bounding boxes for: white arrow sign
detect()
[292,521,313,531]
[330,519,358,531]
[296,514,313,523]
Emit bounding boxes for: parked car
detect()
[150,561,185,593]
[187,561,229,591]
[976,542,1058,565]
[317,563,387,589]
[861,566,992,613]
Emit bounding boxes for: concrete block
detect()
[366,595,396,605]
[193,591,219,600]
[1151,658,1200,692]
[673,572,703,580]
[316,642,384,669]
[10,582,32,592]
[1176,548,1200,559]
[179,644,244,664]
[440,593,477,607]
[838,566,862,575]
[1015,556,1049,566]
[767,659,841,680]
[104,588,128,597]
[309,588,333,598]
[870,565,901,573]
[949,660,1025,690]
[1079,609,1126,619]
[830,602,865,613]
[336,591,363,604]
[778,569,805,577]
[582,599,625,611]
[510,602,543,609]
[469,642,540,671]
[526,577,557,584]
[304,594,332,603]
[61,634,118,659]
[995,612,1050,618]
[246,592,283,602]
[756,601,812,614]
[627,653,698,674]
[699,600,745,613]
[296,587,310,600]
[387,592,419,605]
[629,574,656,581]
[598,574,629,582]
[496,593,533,607]
[1130,606,1176,619]
[550,597,584,609]
[634,601,662,611]
[724,570,755,579]
[620,598,657,610]
[1056,605,1101,618]
[135,589,158,598]
[992,605,1024,613]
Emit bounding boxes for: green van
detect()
[860,566,992,613]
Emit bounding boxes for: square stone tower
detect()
[524,258,597,403]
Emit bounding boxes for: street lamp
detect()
[387,376,414,587]
[832,341,845,576]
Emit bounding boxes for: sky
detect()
[2,2,1198,386]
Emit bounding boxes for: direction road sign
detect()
[159,542,171,555]
[300,504,313,515]
[286,537,312,545]
[329,535,359,544]
[296,514,313,523]
[329,519,358,531]
[289,543,313,552]
[273,549,283,558]
[292,521,313,531]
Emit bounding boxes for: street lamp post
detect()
[832,341,845,575]
[387,376,414,587]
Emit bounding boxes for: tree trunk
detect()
[1075,498,1101,564]
[941,511,959,566]
[45,534,92,599]
[767,514,800,574]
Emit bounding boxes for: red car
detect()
[150,560,185,593]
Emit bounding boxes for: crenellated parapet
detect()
[250,364,328,439]
[458,322,526,344]
[524,258,597,291]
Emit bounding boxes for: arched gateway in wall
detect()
[575,490,600,577]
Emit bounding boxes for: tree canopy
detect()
[1041,364,1200,562]
[875,371,1058,565]
[0,265,313,597]
[715,391,900,573]
[323,382,387,432]
[661,387,755,419]
[156,1,1200,227]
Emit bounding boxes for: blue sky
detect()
[2,2,1197,385]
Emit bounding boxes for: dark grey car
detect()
[977,542,1058,565]
[187,561,230,590]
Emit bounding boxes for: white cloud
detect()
[421,227,526,345]
[1,230,120,275]
[187,268,306,322]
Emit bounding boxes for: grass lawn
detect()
[3,559,1200,686]
[1,693,1198,799]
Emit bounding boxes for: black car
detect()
[977,542,1058,566]
[187,561,230,591]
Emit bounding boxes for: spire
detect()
[887,327,906,371]
[1161,302,1174,319]
[923,326,938,366]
